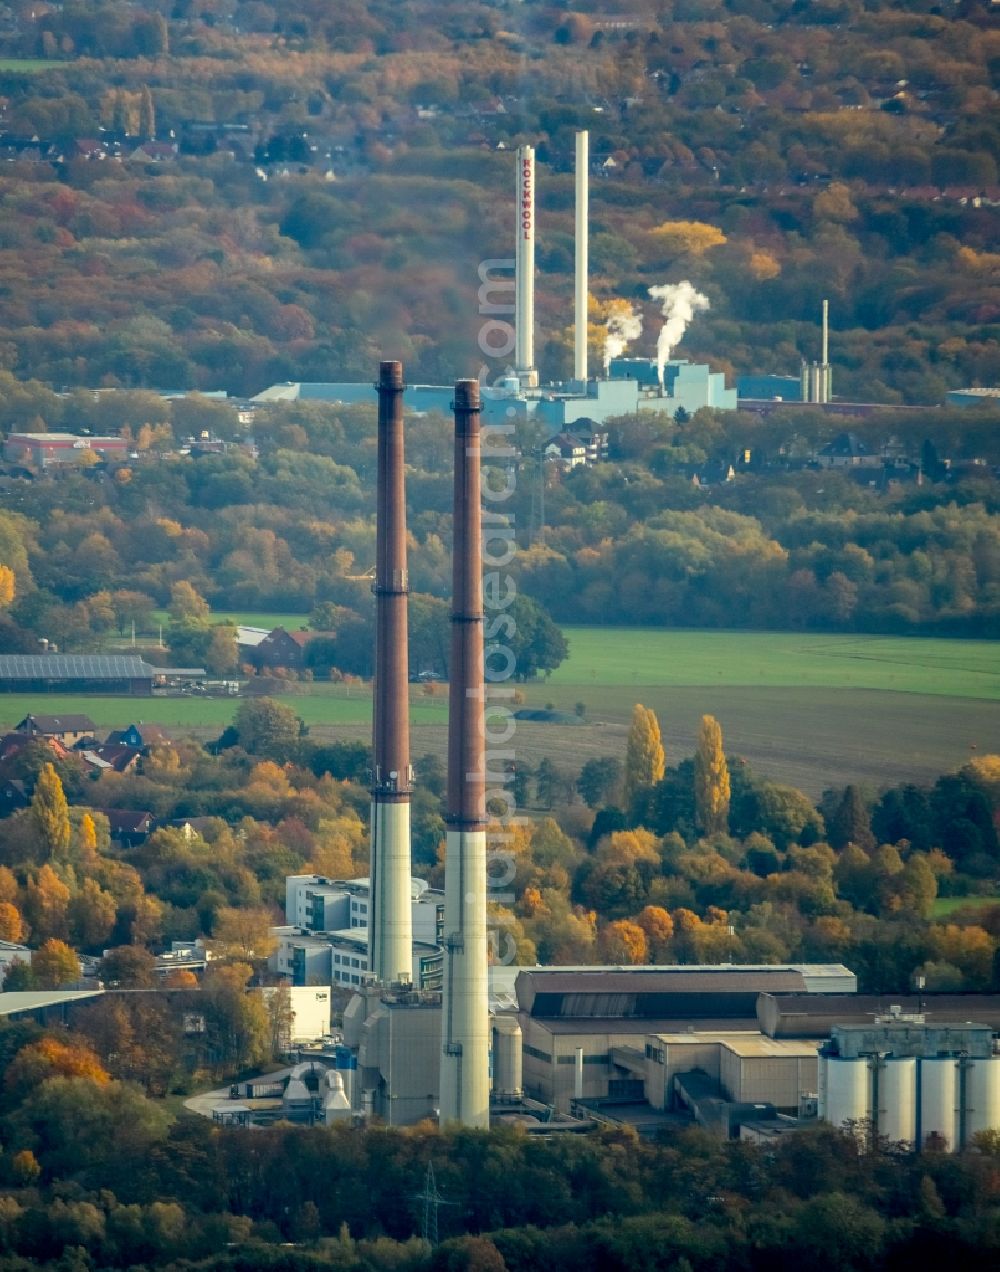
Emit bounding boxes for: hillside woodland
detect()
[0,395,997,676]
[0,1112,996,1270]
[0,0,994,400]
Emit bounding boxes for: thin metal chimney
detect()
[439,379,490,1129]
[821,298,832,403]
[574,130,589,385]
[515,145,538,388]
[369,360,413,985]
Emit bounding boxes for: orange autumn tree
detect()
[5,1036,109,1097]
[598,919,649,965]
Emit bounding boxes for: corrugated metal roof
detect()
[518,968,810,1016]
[0,990,103,1015]
[759,992,1000,1037]
[540,1016,760,1036]
[0,655,156,679]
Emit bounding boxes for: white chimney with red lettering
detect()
[514,145,537,388]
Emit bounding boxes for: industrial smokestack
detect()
[439,379,490,1129]
[821,298,832,403]
[574,131,589,384]
[515,145,538,388]
[369,360,413,985]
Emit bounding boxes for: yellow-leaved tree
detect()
[0,563,15,609]
[648,219,727,257]
[623,704,665,808]
[694,714,731,836]
[31,763,71,860]
[31,937,81,988]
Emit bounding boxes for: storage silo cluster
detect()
[819,1012,1000,1151]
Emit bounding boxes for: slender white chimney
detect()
[515,145,537,388]
[574,131,589,385]
[821,298,832,403]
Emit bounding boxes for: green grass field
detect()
[13,625,995,793]
[147,617,998,701]
[549,629,1000,700]
[932,895,1000,919]
[0,59,59,72]
[0,686,448,731]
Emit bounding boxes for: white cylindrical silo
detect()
[879,1057,916,1147]
[492,1017,523,1100]
[965,1056,1000,1141]
[809,362,822,403]
[920,1057,958,1151]
[820,1057,870,1130]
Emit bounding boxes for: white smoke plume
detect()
[648,281,710,386]
[603,304,643,372]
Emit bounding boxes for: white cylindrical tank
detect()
[809,362,821,403]
[920,1057,958,1151]
[965,1056,1000,1141]
[820,1057,869,1130]
[492,1017,523,1100]
[879,1057,916,1147]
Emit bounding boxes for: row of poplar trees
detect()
[624,704,730,835]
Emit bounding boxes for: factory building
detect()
[260,985,332,1045]
[516,964,855,1112]
[645,1032,819,1115]
[3,432,129,468]
[345,982,443,1125]
[283,874,442,945]
[946,387,1000,408]
[819,1010,1000,1151]
[0,654,163,696]
[275,875,443,990]
[736,373,803,403]
[758,992,1000,1037]
[254,134,734,436]
[252,358,735,428]
[605,358,736,414]
[270,927,441,992]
